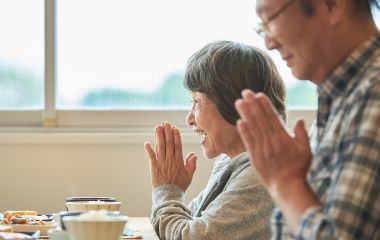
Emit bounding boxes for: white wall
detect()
[0,142,213,216]
[0,110,315,216]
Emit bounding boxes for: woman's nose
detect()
[186,110,194,126]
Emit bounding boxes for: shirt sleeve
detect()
[150,168,273,240]
[294,82,380,240]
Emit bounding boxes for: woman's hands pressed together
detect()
[144,122,198,192]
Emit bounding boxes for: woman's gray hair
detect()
[184,40,286,125]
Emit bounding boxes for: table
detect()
[127,217,159,239]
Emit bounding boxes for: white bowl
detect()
[57,211,120,230]
[66,201,121,212]
[63,215,128,240]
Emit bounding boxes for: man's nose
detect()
[264,34,279,51]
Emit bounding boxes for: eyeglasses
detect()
[255,0,297,38]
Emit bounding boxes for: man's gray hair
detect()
[300,0,380,16]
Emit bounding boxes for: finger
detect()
[184,152,196,166]
[163,122,175,163]
[235,98,252,122]
[256,92,285,133]
[144,142,158,188]
[144,142,158,177]
[186,155,197,178]
[186,152,196,161]
[184,152,196,165]
[155,125,166,163]
[144,142,157,167]
[237,119,257,163]
[241,90,274,135]
[173,127,184,165]
[144,142,158,181]
[235,98,263,144]
[235,90,255,122]
[294,119,309,146]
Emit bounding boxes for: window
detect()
[56,0,317,110]
[0,0,44,110]
[3,1,378,129]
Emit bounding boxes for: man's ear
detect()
[322,0,346,24]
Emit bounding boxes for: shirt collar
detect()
[318,34,380,99]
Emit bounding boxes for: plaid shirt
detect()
[271,35,380,240]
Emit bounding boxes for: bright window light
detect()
[0,0,44,110]
[56,0,317,110]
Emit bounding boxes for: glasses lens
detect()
[254,22,265,38]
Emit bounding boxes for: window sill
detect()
[0,127,200,144]
[0,108,316,144]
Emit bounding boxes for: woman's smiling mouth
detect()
[195,129,208,144]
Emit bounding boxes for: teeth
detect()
[195,130,207,138]
[194,130,208,144]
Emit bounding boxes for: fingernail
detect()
[235,99,243,106]
[242,89,253,95]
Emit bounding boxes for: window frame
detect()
[0,0,316,131]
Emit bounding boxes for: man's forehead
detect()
[256,0,286,15]
[256,0,270,15]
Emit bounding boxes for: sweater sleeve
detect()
[150,167,273,240]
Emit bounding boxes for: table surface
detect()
[127,217,159,239]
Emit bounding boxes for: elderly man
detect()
[235,0,380,239]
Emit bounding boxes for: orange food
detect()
[1,211,54,226]
[3,211,37,220]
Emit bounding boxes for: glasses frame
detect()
[255,0,297,38]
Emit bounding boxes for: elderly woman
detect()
[144,40,286,240]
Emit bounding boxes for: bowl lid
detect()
[65,197,117,202]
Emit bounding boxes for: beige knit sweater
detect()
[151,152,274,240]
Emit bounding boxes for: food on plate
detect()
[1,211,50,225]
[3,212,37,217]
[3,212,37,220]
[0,232,33,239]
